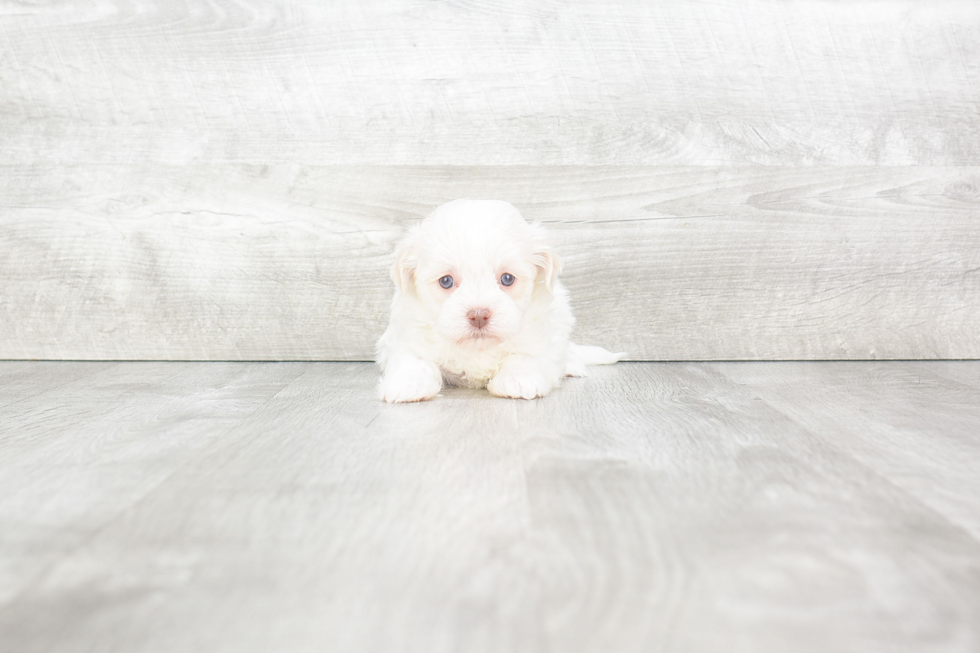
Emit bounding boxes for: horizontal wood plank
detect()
[0,0,977,166]
[2,165,977,360]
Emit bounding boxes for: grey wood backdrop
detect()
[1,0,978,360]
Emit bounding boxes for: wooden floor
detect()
[1,361,978,653]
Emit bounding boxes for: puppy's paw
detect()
[379,359,442,403]
[487,368,556,400]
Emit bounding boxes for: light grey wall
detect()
[1,1,978,360]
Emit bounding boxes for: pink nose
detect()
[467,308,491,329]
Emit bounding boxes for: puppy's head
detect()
[391,199,560,346]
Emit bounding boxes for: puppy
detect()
[376,199,622,403]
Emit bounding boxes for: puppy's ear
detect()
[535,248,562,290]
[390,227,420,293]
[530,224,562,291]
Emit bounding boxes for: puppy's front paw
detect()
[487,368,556,400]
[379,359,442,403]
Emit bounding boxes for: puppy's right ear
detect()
[390,227,420,294]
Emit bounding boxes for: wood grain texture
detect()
[2,0,978,360]
[0,0,978,166]
[1,361,979,652]
[0,361,116,410]
[2,165,977,360]
[0,362,308,606]
[712,361,980,538]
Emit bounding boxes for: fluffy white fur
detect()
[376,199,622,403]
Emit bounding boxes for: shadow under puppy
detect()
[377,199,622,402]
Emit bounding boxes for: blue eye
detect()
[439,275,454,289]
[500,273,515,286]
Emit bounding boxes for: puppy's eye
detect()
[500,273,515,287]
[439,275,455,289]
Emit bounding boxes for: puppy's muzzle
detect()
[467,308,492,329]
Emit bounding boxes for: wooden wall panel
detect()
[2,165,977,360]
[1,0,978,360]
[0,0,978,166]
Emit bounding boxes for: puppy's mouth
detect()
[459,329,501,343]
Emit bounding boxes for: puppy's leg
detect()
[487,355,561,400]
[379,354,443,403]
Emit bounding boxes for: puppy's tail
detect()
[569,343,625,365]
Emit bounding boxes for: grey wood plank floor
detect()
[1,361,978,653]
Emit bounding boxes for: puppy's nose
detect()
[467,308,492,329]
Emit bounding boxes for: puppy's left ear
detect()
[530,224,562,291]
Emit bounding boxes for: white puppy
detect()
[376,199,622,403]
